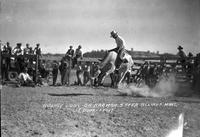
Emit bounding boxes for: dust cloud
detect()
[118,74,179,97]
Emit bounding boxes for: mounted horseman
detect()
[96,30,133,87]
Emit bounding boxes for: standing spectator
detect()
[0,40,2,82]
[1,47,7,81]
[1,42,12,81]
[63,55,72,86]
[34,43,41,56]
[2,45,7,54]
[13,43,24,73]
[90,62,100,86]
[13,43,23,55]
[28,47,34,66]
[23,43,31,67]
[23,43,31,55]
[177,45,187,69]
[73,45,83,68]
[192,53,200,91]
[5,42,12,55]
[76,61,83,85]
[34,44,41,66]
[83,62,91,85]
[29,47,34,55]
[186,52,193,78]
[52,60,59,86]
[60,56,71,86]
[59,57,66,85]
[5,42,12,76]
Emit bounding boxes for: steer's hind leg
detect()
[117,65,129,87]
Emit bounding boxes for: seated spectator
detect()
[17,68,35,87]
[39,60,49,78]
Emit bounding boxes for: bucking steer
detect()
[94,51,133,88]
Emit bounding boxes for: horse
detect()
[95,50,133,87]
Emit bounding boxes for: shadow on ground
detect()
[48,93,94,96]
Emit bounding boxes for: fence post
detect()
[0,41,2,84]
[69,57,71,85]
[35,55,38,84]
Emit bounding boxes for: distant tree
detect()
[83,50,107,58]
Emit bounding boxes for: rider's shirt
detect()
[115,36,125,49]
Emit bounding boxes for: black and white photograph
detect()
[0,0,200,137]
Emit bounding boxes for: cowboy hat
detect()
[177,45,183,50]
[110,30,118,37]
[188,52,193,57]
[17,43,22,46]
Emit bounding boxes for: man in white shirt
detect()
[13,43,23,56]
[108,30,128,69]
[109,31,125,52]
[17,68,35,87]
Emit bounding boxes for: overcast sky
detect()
[0,0,199,54]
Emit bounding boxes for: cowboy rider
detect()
[108,30,128,69]
[177,45,187,69]
[66,45,74,58]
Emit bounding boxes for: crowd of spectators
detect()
[1,42,41,86]
[1,42,199,91]
[50,45,99,86]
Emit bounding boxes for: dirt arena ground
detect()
[1,84,200,137]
